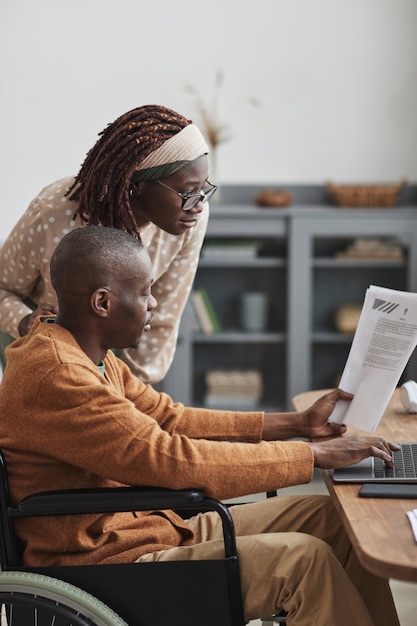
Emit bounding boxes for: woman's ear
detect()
[92,288,110,317]
[129,181,144,198]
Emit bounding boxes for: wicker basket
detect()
[326,179,406,208]
[254,188,292,208]
[334,305,362,334]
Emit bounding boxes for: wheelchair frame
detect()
[0,449,246,625]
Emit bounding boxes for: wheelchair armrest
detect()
[14,486,205,516]
[11,486,238,559]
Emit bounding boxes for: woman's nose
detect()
[188,198,205,214]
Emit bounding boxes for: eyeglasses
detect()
[155,179,218,211]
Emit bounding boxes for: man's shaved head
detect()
[50,226,144,298]
[50,226,155,358]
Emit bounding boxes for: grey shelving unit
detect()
[162,184,417,411]
[287,207,417,404]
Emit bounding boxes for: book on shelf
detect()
[204,369,263,409]
[190,289,221,335]
[199,288,221,332]
[205,369,263,393]
[204,395,260,410]
[187,297,203,333]
[202,240,260,260]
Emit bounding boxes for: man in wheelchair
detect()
[0,226,399,626]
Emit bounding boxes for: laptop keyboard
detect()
[374,443,417,478]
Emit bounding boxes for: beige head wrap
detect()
[131,124,209,182]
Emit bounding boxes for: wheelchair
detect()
[0,448,287,625]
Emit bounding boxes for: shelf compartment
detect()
[192,342,286,410]
[195,266,287,333]
[312,236,406,260]
[312,266,406,334]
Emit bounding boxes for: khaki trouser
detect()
[137,495,399,626]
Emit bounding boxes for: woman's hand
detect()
[18,302,58,336]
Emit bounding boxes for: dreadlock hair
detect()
[66,105,192,239]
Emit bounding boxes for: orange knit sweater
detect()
[0,319,313,566]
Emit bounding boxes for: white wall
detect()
[0,0,416,238]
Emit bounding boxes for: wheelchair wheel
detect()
[0,570,127,625]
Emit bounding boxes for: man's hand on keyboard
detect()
[308,436,401,470]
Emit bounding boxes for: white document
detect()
[329,285,417,431]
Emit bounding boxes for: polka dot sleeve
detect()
[0,177,77,339]
[0,198,48,338]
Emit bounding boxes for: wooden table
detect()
[292,388,417,582]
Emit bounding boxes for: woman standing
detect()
[0,105,214,381]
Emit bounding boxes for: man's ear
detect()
[92,288,111,317]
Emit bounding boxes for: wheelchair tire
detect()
[0,570,128,625]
